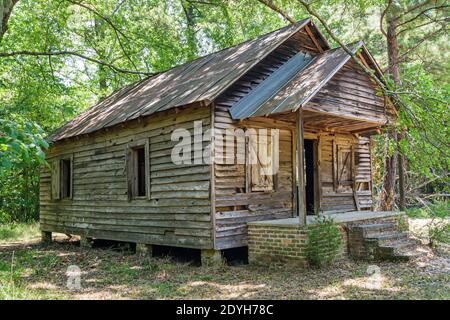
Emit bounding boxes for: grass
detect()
[0,223,40,244]
[405,200,449,219]
[0,220,449,300]
[405,201,450,248]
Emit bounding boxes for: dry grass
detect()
[0,235,449,300]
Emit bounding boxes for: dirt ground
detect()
[0,230,449,300]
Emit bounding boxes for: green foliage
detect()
[0,117,48,168]
[306,216,342,268]
[0,117,48,223]
[428,222,450,247]
[406,200,450,219]
[0,0,447,222]
[0,222,40,243]
[406,200,449,247]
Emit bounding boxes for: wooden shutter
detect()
[51,160,61,200]
[248,131,274,192]
[125,146,134,201]
[334,143,354,192]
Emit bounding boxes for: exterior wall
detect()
[210,31,315,250]
[213,112,295,249]
[304,60,394,124]
[40,105,213,249]
[318,133,373,212]
[212,121,374,249]
[248,214,404,266]
[248,223,348,266]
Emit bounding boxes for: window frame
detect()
[51,154,73,201]
[333,140,354,193]
[126,139,150,200]
[245,128,278,193]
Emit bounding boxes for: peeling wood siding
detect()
[40,106,213,249]
[211,38,309,250]
[304,60,393,125]
[318,134,373,213]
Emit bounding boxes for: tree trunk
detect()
[380,12,400,211]
[0,0,19,42]
[94,16,108,98]
[181,0,197,60]
[397,130,406,210]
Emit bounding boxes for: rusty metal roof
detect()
[49,18,312,142]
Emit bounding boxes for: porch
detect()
[246,210,418,266]
[249,210,401,227]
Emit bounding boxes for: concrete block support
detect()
[41,231,52,244]
[136,243,153,256]
[201,249,223,266]
[80,236,93,248]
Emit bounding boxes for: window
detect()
[61,159,72,199]
[51,155,73,200]
[126,140,150,200]
[136,147,146,197]
[246,129,278,192]
[333,142,353,192]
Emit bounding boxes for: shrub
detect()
[406,200,449,247]
[306,216,342,268]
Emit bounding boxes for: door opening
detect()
[304,139,316,215]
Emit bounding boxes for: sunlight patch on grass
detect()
[0,222,40,243]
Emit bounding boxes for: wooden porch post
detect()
[296,109,306,225]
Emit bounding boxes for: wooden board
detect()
[41,105,213,249]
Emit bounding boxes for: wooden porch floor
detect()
[248,211,402,227]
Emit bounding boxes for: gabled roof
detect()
[237,41,366,118]
[50,18,321,142]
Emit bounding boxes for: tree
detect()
[256,0,449,210]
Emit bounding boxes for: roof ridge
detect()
[49,18,315,142]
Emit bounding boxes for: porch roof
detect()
[230,42,367,119]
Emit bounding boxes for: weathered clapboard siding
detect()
[211,33,309,249]
[317,134,373,213]
[304,60,391,125]
[354,136,373,209]
[40,105,214,249]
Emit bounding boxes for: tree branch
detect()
[0,50,152,75]
[257,0,296,23]
[396,25,447,65]
[380,0,392,38]
[0,0,19,42]
[65,0,142,77]
[396,4,450,28]
[396,17,449,36]
[401,0,432,18]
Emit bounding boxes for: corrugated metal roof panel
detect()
[250,42,363,117]
[230,51,313,119]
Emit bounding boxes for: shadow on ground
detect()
[0,236,449,300]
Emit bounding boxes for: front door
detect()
[304,139,317,214]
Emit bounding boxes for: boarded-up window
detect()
[126,139,150,200]
[51,155,73,200]
[247,129,278,192]
[334,143,353,192]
